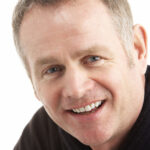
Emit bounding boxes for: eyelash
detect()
[43,56,102,76]
[82,55,101,64]
[44,65,65,75]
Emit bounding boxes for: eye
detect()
[44,65,64,75]
[83,56,101,64]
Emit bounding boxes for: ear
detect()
[133,24,148,74]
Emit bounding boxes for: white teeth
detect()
[90,103,95,109]
[72,101,103,113]
[85,105,92,112]
[95,101,102,107]
[76,109,80,113]
[79,107,85,112]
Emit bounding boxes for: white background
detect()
[0,1,150,150]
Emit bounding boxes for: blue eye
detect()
[46,66,64,74]
[89,56,100,61]
[83,56,101,64]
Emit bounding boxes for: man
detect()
[13,0,150,150]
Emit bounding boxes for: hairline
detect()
[12,0,134,77]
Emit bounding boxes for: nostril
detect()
[61,68,95,99]
[62,88,85,100]
[62,82,95,99]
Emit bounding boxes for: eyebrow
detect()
[72,45,109,59]
[35,57,58,67]
[35,45,110,67]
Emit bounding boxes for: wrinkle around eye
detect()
[42,65,65,79]
[82,55,104,65]
[46,66,62,74]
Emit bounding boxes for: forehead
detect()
[20,0,112,48]
[19,0,122,67]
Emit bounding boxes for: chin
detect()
[72,127,114,147]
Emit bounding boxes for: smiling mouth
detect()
[70,100,105,115]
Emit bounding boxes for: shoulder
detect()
[14,107,60,150]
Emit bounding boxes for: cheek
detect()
[93,68,135,117]
[91,66,132,117]
[92,67,125,99]
[37,83,62,112]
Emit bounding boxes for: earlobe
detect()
[133,24,148,74]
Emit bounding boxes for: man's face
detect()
[20,0,145,149]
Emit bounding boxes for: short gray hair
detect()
[12,0,134,73]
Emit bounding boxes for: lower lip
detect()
[67,101,106,122]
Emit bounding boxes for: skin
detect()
[19,0,148,149]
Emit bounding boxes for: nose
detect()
[62,67,94,100]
